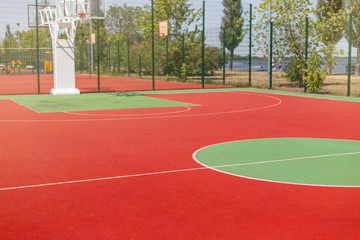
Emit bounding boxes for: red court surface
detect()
[0,74,223,95]
[0,91,360,239]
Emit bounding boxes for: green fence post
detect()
[249,4,252,87]
[269,21,273,89]
[83,44,85,72]
[201,0,205,89]
[304,16,309,93]
[79,45,82,73]
[97,19,100,92]
[151,0,155,90]
[93,43,95,72]
[88,42,91,79]
[127,39,130,76]
[181,33,185,81]
[108,42,111,72]
[182,33,185,66]
[166,35,169,76]
[223,27,226,84]
[100,44,103,71]
[139,53,142,78]
[36,0,40,94]
[117,40,120,73]
[347,13,352,97]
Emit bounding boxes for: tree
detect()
[74,23,90,46]
[137,0,201,39]
[21,29,51,48]
[137,0,202,76]
[2,25,17,49]
[98,4,144,73]
[345,0,360,76]
[105,4,143,43]
[255,0,313,87]
[316,0,345,74]
[219,0,245,70]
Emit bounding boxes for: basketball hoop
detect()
[155,33,165,37]
[78,12,91,24]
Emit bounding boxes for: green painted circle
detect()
[194,138,360,187]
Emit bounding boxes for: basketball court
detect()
[1,1,360,239]
[1,88,360,239]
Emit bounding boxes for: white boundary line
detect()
[192,138,360,188]
[0,167,208,191]
[0,99,39,113]
[141,89,360,103]
[0,92,282,122]
[62,106,193,117]
[2,148,360,192]
[251,89,360,104]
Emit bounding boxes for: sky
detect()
[2,0,353,58]
[0,0,319,43]
[1,0,353,57]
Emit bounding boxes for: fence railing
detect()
[0,1,358,98]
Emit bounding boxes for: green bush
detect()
[304,53,327,93]
[185,46,222,76]
[305,69,326,93]
[285,57,304,83]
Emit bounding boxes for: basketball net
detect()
[155,33,165,37]
[78,12,91,24]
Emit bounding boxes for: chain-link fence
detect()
[0,0,358,97]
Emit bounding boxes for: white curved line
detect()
[2,148,360,192]
[0,92,282,122]
[192,139,360,188]
[62,106,192,117]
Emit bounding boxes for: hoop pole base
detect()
[50,88,80,95]
[51,39,80,95]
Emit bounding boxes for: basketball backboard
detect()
[27,4,55,28]
[159,20,168,36]
[89,0,106,19]
[57,0,106,19]
[27,0,106,28]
